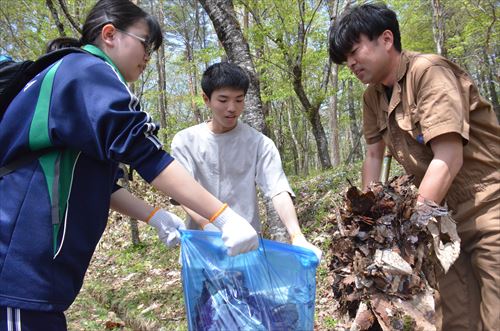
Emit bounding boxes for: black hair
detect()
[45,37,82,53]
[80,0,162,52]
[329,3,401,64]
[201,62,250,99]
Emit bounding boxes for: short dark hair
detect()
[329,3,401,64]
[45,37,82,54]
[201,62,250,99]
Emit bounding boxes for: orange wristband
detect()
[209,203,228,223]
[145,207,161,223]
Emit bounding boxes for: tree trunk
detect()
[288,48,332,170]
[291,0,332,169]
[46,0,66,36]
[155,47,168,131]
[431,0,446,56]
[288,39,332,169]
[301,116,310,175]
[347,79,362,161]
[484,50,499,118]
[328,66,341,166]
[327,0,341,167]
[199,0,286,241]
[250,7,271,137]
[184,0,203,123]
[57,0,82,34]
[287,106,301,175]
[263,197,288,242]
[118,164,141,246]
[306,103,332,169]
[198,0,267,133]
[152,1,168,136]
[244,0,332,170]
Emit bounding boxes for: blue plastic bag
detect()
[180,230,318,331]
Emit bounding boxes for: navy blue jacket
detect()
[0,45,173,311]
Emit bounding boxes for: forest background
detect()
[1,0,498,329]
[2,0,498,176]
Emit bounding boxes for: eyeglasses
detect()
[115,28,153,57]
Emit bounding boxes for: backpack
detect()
[0,47,88,177]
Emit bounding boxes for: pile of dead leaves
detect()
[328,175,460,331]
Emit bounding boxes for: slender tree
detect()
[57,0,82,34]
[199,0,289,241]
[431,0,446,56]
[198,0,266,132]
[243,0,332,169]
[46,0,66,36]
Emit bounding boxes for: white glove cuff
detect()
[291,231,305,244]
[211,206,237,229]
[203,222,220,232]
[148,209,170,228]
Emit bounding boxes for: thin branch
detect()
[46,0,66,36]
[0,7,31,55]
[57,0,82,34]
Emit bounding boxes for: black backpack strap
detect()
[0,147,54,177]
[0,47,88,120]
[25,47,88,77]
[0,48,90,177]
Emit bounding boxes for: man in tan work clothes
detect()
[329,3,499,331]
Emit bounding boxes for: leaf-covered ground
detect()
[66,164,365,330]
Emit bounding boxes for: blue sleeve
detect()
[48,53,173,182]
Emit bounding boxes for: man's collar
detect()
[374,51,411,93]
[395,51,411,83]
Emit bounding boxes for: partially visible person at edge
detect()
[0,0,258,329]
[329,3,499,331]
[171,62,322,261]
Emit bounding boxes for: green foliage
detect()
[67,167,363,329]
[6,1,497,328]
[391,0,435,53]
[290,161,363,232]
[2,0,496,175]
[1,0,52,58]
[324,316,339,329]
[68,216,188,330]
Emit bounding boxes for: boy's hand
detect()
[211,207,259,256]
[149,209,186,247]
[202,222,220,232]
[292,233,322,262]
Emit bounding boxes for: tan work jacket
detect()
[363,51,499,216]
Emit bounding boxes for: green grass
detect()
[324,316,339,329]
[67,163,379,330]
[67,218,188,330]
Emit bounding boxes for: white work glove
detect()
[292,233,322,262]
[202,222,220,232]
[148,209,186,247]
[211,206,259,256]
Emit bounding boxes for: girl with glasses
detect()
[0,1,258,329]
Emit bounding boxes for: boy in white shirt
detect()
[171,62,321,260]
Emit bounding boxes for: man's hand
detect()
[292,233,322,261]
[211,207,259,256]
[362,140,386,190]
[411,198,449,228]
[149,209,186,247]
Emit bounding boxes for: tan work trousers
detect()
[438,185,500,331]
